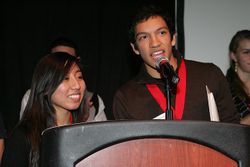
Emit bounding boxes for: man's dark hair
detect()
[128,4,175,44]
[48,37,78,55]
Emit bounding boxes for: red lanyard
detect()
[146,59,186,120]
[70,113,73,124]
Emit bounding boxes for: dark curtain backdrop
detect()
[1,0,184,133]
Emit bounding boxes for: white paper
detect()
[153,86,220,122]
[153,113,165,120]
[206,85,220,122]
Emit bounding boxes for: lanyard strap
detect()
[70,113,73,124]
[146,59,186,120]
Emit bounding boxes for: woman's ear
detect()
[130,43,140,55]
[229,52,237,62]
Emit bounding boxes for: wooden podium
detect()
[40,121,250,167]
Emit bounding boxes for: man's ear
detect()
[130,43,140,55]
[171,33,177,46]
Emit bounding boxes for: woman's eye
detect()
[76,72,83,80]
[78,75,83,79]
[64,76,69,80]
[242,50,250,54]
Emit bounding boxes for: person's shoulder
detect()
[0,113,6,138]
[116,79,137,92]
[113,79,139,100]
[22,89,31,101]
[5,124,29,150]
[24,89,31,96]
[184,59,222,73]
[8,124,26,138]
[185,59,216,67]
[2,124,30,167]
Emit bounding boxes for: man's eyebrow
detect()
[135,32,147,38]
[157,26,169,31]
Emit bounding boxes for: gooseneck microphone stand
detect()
[164,76,173,120]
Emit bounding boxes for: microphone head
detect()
[155,57,169,70]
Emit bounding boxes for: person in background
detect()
[226,30,250,125]
[2,52,88,166]
[0,113,6,164]
[113,4,239,123]
[20,37,107,122]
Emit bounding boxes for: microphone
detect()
[155,57,179,84]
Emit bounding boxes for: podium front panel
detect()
[76,138,237,167]
[40,121,250,167]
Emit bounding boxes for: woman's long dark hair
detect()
[226,30,250,117]
[20,52,88,166]
[226,30,250,98]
